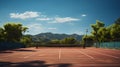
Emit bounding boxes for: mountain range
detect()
[31,32,83,41]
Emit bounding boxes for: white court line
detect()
[90,51,119,59]
[23,54,35,58]
[58,48,61,60]
[38,54,45,56]
[78,50,94,59]
[23,53,37,58]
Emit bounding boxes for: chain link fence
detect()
[94,42,120,49]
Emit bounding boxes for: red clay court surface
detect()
[0,47,120,67]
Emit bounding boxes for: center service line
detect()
[59,48,61,60]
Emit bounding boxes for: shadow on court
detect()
[0,60,72,67]
[12,49,36,52]
[0,51,13,54]
[0,49,36,54]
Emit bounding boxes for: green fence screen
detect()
[94,42,120,49]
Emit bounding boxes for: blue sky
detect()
[0,0,120,35]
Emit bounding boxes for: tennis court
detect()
[0,47,120,67]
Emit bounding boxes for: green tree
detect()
[115,18,120,24]
[97,27,107,42]
[60,37,77,44]
[109,23,120,41]
[4,23,28,42]
[50,39,60,44]
[0,27,5,41]
[91,20,105,43]
[82,35,94,47]
[20,35,33,47]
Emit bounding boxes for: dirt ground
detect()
[0,47,120,67]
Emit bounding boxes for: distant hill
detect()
[31,32,83,41]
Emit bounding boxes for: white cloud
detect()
[36,18,52,21]
[81,14,86,17]
[10,11,80,24]
[50,17,80,23]
[10,11,39,19]
[36,16,80,23]
[27,23,42,29]
[25,23,44,35]
[48,28,57,30]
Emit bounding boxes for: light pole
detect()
[86,29,88,36]
[86,29,88,47]
[83,29,88,49]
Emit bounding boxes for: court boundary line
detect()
[78,50,94,59]
[89,50,119,59]
[23,54,35,58]
[23,52,39,58]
